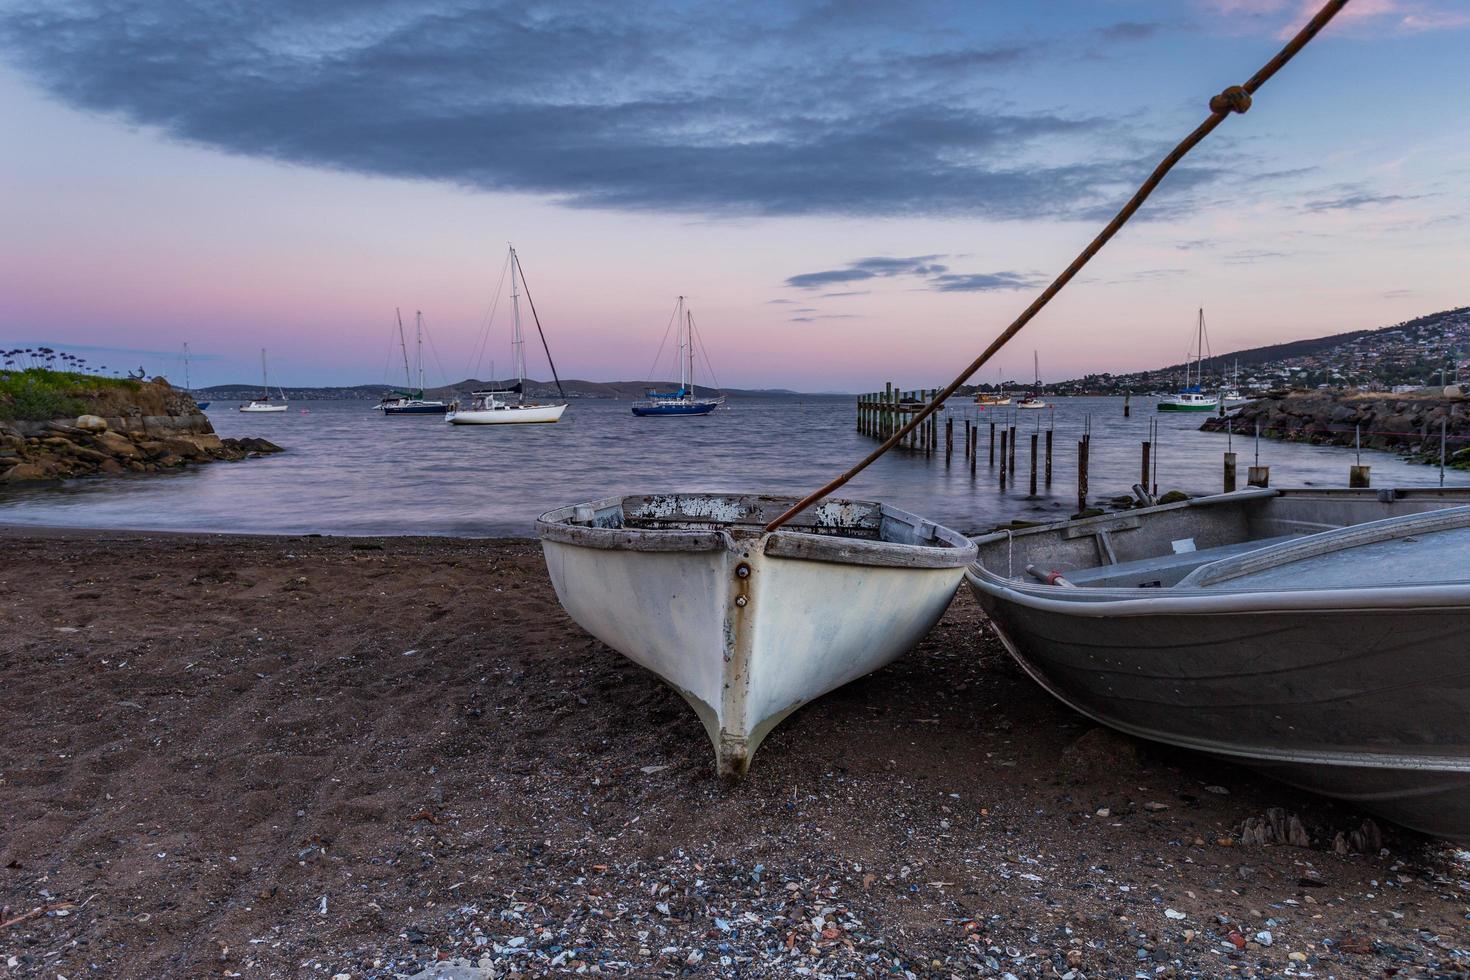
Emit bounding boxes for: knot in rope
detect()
[1209,85,1253,115]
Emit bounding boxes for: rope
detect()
[764,0,1351,533]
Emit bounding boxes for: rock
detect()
[1156,490,1190,505]
[1238,807,1310,847]
[92,430,140,458]
[1065,949,1083,968]
[0,462,53,482]
[1254,930,1273,947]
[74,414,108,431]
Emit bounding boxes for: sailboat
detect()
[239,349,288,412]
[377,309,448,415]
[975,366,1010,406]
[1014,351,1049,410]
[1220,358,1250,405]
[447,245,568,425]
[1158,309,1219,412]
[183,342,209,409]
[631,296,724,417]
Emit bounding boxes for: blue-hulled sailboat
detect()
[631,296,724,418]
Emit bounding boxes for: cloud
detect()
[1223,248,1290,263]
[1198,0,1470,38]
[786,255,1038,293]
[1095,21,1164,41]
[929,271,1042,292]
[0,0,1185,220]
[820,290,870,298]
[1301,190,1421,212]
[785,255,948,289]
[789,313,860,322]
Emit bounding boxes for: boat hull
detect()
[631,401,719,417]
[539,493,975,775]
[966,506,1470,842]
[382,402,448,415]
[447,403,566,424]
[1157,400,1217,412]
[239,403,287,413]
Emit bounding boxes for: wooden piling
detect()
[1044,428,1053,487]
[1140,441,1151,488]
[1123,391,1131,418]
[988,422,995,466]
[1223,451,1237,492]
[969,426,977,475]
[1247,465,1270,488]
[1077,439,1089,513]
[999,429,1008,488]
[1008,424,1017,472]
[1029,432,1038,496]
[945,417,953,462]
[1349,465,1370,488]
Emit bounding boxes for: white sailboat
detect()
[1015,351,1049,409]
[239,348,288,413]
[448,245,569,425]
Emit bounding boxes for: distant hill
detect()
[197,378,811,401]
[1038,306,1470,395]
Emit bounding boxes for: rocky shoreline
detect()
[1202,389,1470,469]
[0,379,280,483]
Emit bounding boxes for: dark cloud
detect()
[820,290,870,298]
[0,0,1189,219]
[785,254,948,288]
[786,255,1037,293]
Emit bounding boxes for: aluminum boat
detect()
[538,493,975,776]
[967,487,1470,841]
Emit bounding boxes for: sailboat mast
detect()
[396,308,412,391]
[1197,308,1205,389]
[677,296,688,393]
[510,246,525,392]
[415,311,425,397]
[688,307,697,396]
[260,348,268,399]
[183,342,191,390]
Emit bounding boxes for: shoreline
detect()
[3,530,1469,977]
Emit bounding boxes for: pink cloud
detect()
[1273,0,1470,38]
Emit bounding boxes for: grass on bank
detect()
[0,368,141,422]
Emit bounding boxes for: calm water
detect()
[2,396,1465,537]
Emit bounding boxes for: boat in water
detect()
[975,366,1011,406]
[239,348,288,413]
[631,296,724,417]
[966,486,1470,841]
[538,492,975,776]
[378,309,448,415]
[447,245,568,425]
[1158,309,1219,413]
[1015,352,1049,410]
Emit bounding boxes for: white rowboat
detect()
[538,493,975,776]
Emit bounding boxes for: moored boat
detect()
[448,245,569,425]
[966,486,1470,841]
[631,296,724,417]
[378,310,448,415]
[1158,309,1220,412]
[239,348,288,413]
[1015,353,1049,409]
[538,492,975,776]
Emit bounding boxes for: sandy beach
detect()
[2,527,1468,979]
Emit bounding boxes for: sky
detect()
[1,0,1466,392]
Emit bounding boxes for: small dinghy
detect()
[538,493,975,775]
[967,487,1470,841]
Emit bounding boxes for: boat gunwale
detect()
[537,492,976,568]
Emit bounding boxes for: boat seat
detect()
[1060,534,1304,588]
